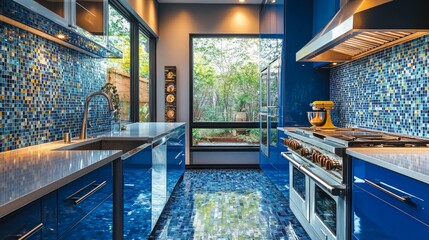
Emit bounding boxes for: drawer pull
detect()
[175,151,184,159]
[67,181,107,205]
[365,179,410,202]
[17,223,43,240]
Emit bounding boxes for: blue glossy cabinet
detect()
[0,200,43,239]
[0,163,112,240]
[122,145,153,238]
[352,157,429,239]
[259,0,284,193]
[58,163,113,239]
[167,125,186,198]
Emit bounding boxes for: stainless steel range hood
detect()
[296,0,429,63]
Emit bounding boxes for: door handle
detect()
[281,152,345,196]
[365,179,410,202]
[17,223,43,240]
[66,181,107,205]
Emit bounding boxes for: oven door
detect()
[290,164,310,220]
[283,152,310,221]
[310,180,346,240]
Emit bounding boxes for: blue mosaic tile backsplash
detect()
[330,35,429,137]
[0,22,109,152]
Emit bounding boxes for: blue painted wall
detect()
[330,35,429,137]
[283,0,330,126]
[312,0,340,36]
[0,21,109,151]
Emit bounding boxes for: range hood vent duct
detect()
[296,0,429,63]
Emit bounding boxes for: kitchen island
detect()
[0,122,186,239]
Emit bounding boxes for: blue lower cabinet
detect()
[167,126,185,197]
[352,157,429,239]
[0,200,42,240]
[352,184,429,239]
[60,197,113,240]
[123,145,152,239]
[167,126,186,198]
[57,163,113,238]
[41,192,57,239]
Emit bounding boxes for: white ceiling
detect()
[157,0,263,4]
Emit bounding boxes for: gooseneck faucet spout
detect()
[80,91,115,140]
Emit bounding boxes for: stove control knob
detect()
[321,156,331,167]
[317,155,324,164]
[283,139,289,146]
[292,141,302,150]
[300,148,310,156]
[326,160,340,170]
[311,151,319,162]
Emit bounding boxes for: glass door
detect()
[268,58,280,148]
[138,30,151,122]
[260,68,269,157]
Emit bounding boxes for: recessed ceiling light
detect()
[239,0,245,3]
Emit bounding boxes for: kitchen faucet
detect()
[80,91,115,139]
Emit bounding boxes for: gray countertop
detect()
[95,122,186,141]
[347,148,429,184]
[0,122,185,218]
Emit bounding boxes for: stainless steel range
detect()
[281,127,429,240]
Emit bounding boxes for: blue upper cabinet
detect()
[312,0,340,68]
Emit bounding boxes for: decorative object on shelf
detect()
[165,66,177,122]
[101,82,123,133]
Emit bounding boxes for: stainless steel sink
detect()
[56,139,149,153]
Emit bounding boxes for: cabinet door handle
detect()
[67,181,107,205]
[17,223,43,240]
[175,151,184,159]
[365,179,410,202]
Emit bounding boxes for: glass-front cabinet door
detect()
[73,0,107,35]
[14,0,70,27]
[13,0,107,45]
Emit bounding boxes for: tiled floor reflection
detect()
[150,169,310,239]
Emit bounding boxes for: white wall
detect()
[156,4,260,164]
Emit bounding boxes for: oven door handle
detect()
[281,152,346,197]
[281,151,302,168]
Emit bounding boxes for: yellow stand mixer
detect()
[308,100,337,129]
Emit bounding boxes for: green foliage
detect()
[108,5,150,79]
[192,129,202,145]
[192,38,260,122]
[237,128,260,143]
[100,82,121,120]
[139,103,149,122]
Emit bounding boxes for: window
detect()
[107,2,155,122]
[138,30,150,122]
[190,35,260,148]
[107,5,131,121]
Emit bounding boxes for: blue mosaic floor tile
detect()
[150,169,310,240]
